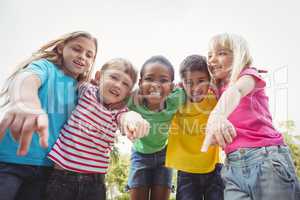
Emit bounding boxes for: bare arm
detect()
[210,75,255,118]
[201,75,256,152]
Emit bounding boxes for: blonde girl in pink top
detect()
[201,33,300,200]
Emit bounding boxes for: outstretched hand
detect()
[120,111,150,141]
[201,115,236,152]
[0,103,49,156]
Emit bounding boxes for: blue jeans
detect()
[176,164,224,200]
[127,147,173,189]
[221,145,300,200]
[0,162,52,200]
[45,169,106,200]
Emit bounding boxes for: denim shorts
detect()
[127,147,173,189]
[45,169,106,200]
[0,162,52,200]
[176,164,224,200]
[221,145,300,200]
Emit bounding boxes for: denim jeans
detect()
[45,169,106,200]
[176,164,224,200]
[221,145,300,200]
[0,162,52,200]
[127,147,173,189]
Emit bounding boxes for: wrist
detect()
[117,112,126,125]
[12,100,44,115]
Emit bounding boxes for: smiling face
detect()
[99,69,133,105]
[139,62,174,111]
[183,70,210,102]
[207,44,233,84]
[59,36,96,78]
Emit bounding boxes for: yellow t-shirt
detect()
[165,93,220,173]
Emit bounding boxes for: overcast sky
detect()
[1,0,300,136]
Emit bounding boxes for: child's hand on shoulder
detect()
[119,111,150,141]
[90,70,101,86]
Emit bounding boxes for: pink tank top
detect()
[220,68,284,154]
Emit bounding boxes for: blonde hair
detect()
[0,31,98,107]
[209,33,252,85]
[101,58,137,86]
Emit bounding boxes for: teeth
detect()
[74,60,84,66]
[192,94,201,98]
[150,92,160,96]
[212,68,222,73]
[110,89,119,96]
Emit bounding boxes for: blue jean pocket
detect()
[271,158,293,182]
[270,153,296,183]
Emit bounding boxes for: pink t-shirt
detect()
[221,68,284,154]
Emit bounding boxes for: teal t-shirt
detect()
[0,59,78,166]
[128,88,186,154]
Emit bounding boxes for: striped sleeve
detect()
[114,106,129,126]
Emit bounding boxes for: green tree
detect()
[106,146,130,199]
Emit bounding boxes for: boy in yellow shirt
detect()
[166,55,224,200]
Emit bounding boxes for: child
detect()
[45,58,148,200]
[0,31,148,200]
[127,55,186,200]
[0,31,98,200]
[166,55,224,200]
[201,33,300,200]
